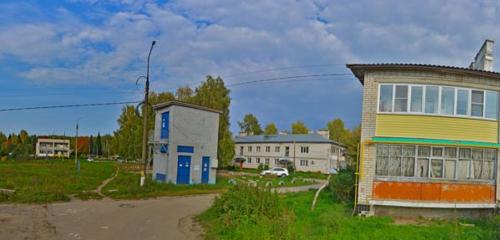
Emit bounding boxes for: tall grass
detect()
[199,185,294,240]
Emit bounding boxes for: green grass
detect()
[199,189,499,240]
[102,170,228,199]
[0,159,116,203]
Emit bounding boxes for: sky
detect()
[1,0,500,136]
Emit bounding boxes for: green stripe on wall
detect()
[371,137,500,148]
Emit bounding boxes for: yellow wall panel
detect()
[376,114,498,143]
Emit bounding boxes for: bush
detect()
[200,185,294,239]
[328,167,355,203]
[257,163,264,171]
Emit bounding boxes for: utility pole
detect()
[75,119,80,174]
[140,40,156,187]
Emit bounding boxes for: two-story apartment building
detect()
[348,40,499,218]
[35,138,70,158]
[151,101,220,184]
[234,134,345,173]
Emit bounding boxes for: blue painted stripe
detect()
[177,145,194,153]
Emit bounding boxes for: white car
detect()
[261,167,289,177]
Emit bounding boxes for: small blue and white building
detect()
[151,101,220,184]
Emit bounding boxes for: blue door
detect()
[177,155,191,184]
[161,112,169,139]
[202,156,210,184]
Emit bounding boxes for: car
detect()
[261,167,289,177]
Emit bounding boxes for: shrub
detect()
[329,167,355,203]
[200,185,294,239]
[263,164,269,170]
[257,163,264,171]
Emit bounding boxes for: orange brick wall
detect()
[373,181,495,203]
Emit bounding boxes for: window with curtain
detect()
[440,87,455,115]
[471,90,484,117]
[376,144,496,181]
[394,85,408,112]
[379,85,393,112]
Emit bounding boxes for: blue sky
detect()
[1,0,499,136]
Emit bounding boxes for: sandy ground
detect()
[0,194,215,240]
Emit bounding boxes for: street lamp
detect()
[139,40,156,186]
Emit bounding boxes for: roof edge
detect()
[153,100,222,114]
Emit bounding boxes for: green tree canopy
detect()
[327,118,349,143]
[175,85,194,101]
[291,121,309,134]
[264,123,278,135]
[238,114,263,135]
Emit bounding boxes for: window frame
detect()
[377,83,498,121]
[375,144,496,183]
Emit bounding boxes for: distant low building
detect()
[233,134,345,173]
[151,101,220,184]
[35,138,70,158]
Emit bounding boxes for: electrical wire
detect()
[226,73,352,87]
[0,101,141,112]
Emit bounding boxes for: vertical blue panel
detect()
[202,156,210,184]
[177,145,194,153]
[161,112,169,139]
[176,155,191,184]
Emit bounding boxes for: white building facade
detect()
[234,134,345,173]
[151,101,220,184]
[35,138,70,158]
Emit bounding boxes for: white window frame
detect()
[376,83,498,121]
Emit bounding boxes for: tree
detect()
[96,133,103,156]
[264,123,278,135]
[291,121,309,134]
[175,85,194,101]
[327,118,348,143]
[343,125,361,166]
[190,76,234,167]
[89,135,94,156]
[238,114,263,135]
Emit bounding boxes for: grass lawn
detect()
[102,169,317,199]
[199,189,499,240]
[225,167,328,179]
[0,159,116,203]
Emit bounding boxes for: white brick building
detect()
[234,134,345,173]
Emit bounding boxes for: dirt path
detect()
[93,165,120,197]
[0,182,321,240]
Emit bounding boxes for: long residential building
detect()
[348,40,500,218]
[35,138,70,158]
[233,134,345,173]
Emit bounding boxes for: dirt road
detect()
[0,194,215,240]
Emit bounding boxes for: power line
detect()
[227,73,352,87]
[0,101,141,112]
[223,63,345,78]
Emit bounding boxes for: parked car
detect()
[261,167,289,177]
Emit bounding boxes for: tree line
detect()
[237,113,361,165]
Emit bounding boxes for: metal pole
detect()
[76,121,80,174]
[141,41,156,186]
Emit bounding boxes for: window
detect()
[378,84,498,120]
[274,158,279,165]
[300,160,309,166]
[440,87,455,115]
[256,158,261,164]
[256,146,261,152]
[456,89,469,115]
[275,146,280,152]
[285,146,290,157]
[376,144,496,181]
[394,85,408,112]
[239,146,243,155]
[379,85,393,112]
[311,160,315,165]
[265,158,270,165]
[471,90,484,117]
[265,146,271,152]
[300,146,309,153]
[410,86,423,112]
[425,86,439,114]
[248,146,252,152]
[485,91,498,119]
[248,157,252,163]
